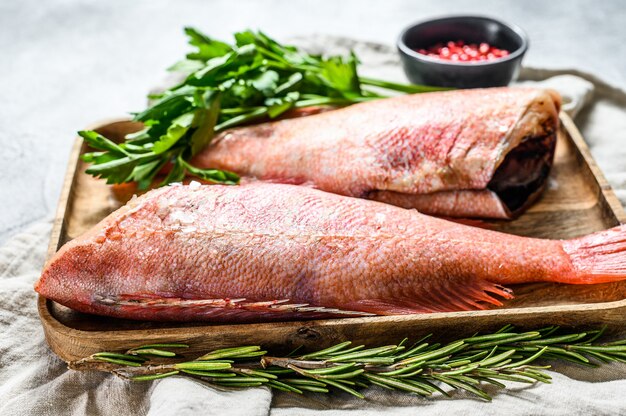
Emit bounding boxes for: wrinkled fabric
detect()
[1,37,626,415]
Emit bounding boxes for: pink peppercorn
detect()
[417,41,510,62]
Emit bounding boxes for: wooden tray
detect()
[39,114,626,362]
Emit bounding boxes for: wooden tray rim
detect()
[38,113,626,340]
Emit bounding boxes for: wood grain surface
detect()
[38,114,626,361]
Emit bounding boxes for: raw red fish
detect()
[193,87,561,219]
[35,182,626,322]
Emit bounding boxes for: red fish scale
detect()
[35,183,590,320]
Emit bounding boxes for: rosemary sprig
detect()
[69,326,626,401]
[79,28,444,189]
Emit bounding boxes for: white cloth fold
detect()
[2,37,626,415]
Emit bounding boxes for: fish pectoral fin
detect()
[345,279,514,315]
[94,294,374,322]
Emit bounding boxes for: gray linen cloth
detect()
[1,38,626,415]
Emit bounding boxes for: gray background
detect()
[1,0,625,244]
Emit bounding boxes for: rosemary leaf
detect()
[326,345,366,357]
[475,376,506,389]
[583,326,607,344]
[181,369,236,377]
[433,375,492,401]
[281,378,328,387]
[470,332,542,349]
[130,349,177,358]
[93,357,143,367]
[571,345,626,353]
[322,379,365,399]
[314,369,365,380]
[299,341,353,359]
[393,342,431,360]
[328,346,397,362]
[196,346,262,360]
[131,371,180,381]
[174,361,232,371]
[543,347,590,364]
[301,363,357,375]
[378,362,425,376]
[92,352,147,362]
[500,347,549,368]
[486,374,537,384]
[399,341,465,366]
[293,385,330,394]
[478,349,517,367]
[440,364,480,376]
[408,378,450,397]
[267,380,303,394]
[365,374,430,396]
[212,376,269,383]
[521,334,587,345]
[233,369,279,379]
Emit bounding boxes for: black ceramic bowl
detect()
[397,15,528,88]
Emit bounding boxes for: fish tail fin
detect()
[562,225,626,283]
